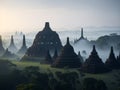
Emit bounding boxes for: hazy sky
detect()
[0,0,120,32]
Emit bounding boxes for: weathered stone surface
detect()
[81,45,109,74]
[22,22,62,61]
[52,37,82,68]
[8,35,17,53]
[18,35,27,55]
[53,48,58,61]
[78,51,84,64]
[117,52,120,64]
[105,46,120,69]
[1,48,18,60]
[44,49,53,64]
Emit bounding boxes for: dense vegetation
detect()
[0,60,120,90]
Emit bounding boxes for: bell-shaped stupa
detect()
[78,51,84,63]
[81,45,109,73]
[18,35,27,55]
[1,48,18,60]
[22,22,62,61]
[8,35,17,53]
[117,52,120,64]
[105,46,120,69]
[52,37,82,68]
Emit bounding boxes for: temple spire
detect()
[23,35,26,47]
[81,28,84,38]
[110,46,113,54]
[10,35,15,46]
[8,35,17,53]
[109,46,115,58]
[45,22,50,27]
[44,22,51,31]
[0,35,3,46]
[18,34,27,55]
[91,45,97,55]
[78,51,81,56]
[66,37,70,45]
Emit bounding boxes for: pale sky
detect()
[0,0,120,32]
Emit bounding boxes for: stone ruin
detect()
[52,37,82,68]
[81,45,109,74]
[22,22,62,61]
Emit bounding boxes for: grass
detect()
[82,70,120,90]
[12,61,79,72]
[12,61,51,73]
[12,61,120,90]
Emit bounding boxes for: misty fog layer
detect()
[1,28,120,62]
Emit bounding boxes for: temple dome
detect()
[18,35,27,56]
[105,46,120,69]
[52,37,82,68]
[8,35,17,53]
[73,28,90,53]
[81,45,109,73]
[22,22,62,61]
[1,48,18,60]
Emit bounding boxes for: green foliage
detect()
[1,60,120,90]
[17,83,43,90]
[118,87,120,90]
[82,78,107,90]
[0,60,18,90]
[0,59,16,75]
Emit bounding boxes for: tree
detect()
[82,78,107,90]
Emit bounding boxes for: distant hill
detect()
[91,33,120,50]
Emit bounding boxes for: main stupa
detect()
[22,22,62,61]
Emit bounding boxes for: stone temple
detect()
[22,22,62,61]
[1,48,18,60]
[117,52,120,65]
[0,35,5,56]
[18,35,27,55]
[78,51,84,64]
[73,28,90,54]
[52,37,82,68]
[74,28,88,43]
[81,45,109,74]
[105,46,120,69]
[53,48,58,61]
[44,49,53,64]
[8,35,17,53]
